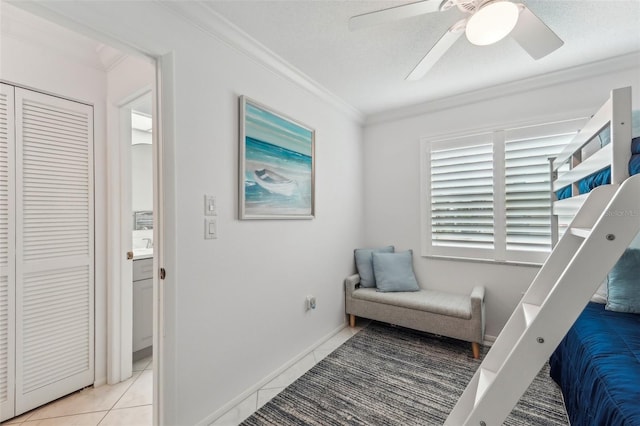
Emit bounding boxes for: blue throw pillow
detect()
[631,136,640,155]
[354,246,394,288]
[630,154,640,176]
[372,250,419,293]
[606,248,640,314]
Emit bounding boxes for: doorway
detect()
[1,4,165,424]
[119,91,155,376]
[107,56,159,424]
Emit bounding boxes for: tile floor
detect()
[2,356,153,426]
[2,322,365,426]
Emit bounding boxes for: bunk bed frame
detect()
[547,86,640,425]
[446,86,640,425]
[550,86,633,245]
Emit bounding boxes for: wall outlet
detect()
[306,295,317,310]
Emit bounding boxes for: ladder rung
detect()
[474,367,497,406]
[569,227,592,239]
[522,303,541,327]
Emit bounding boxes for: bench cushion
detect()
[351,288,472,320]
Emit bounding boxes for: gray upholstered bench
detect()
[345,274,485,358]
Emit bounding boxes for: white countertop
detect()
[133,248,153,260]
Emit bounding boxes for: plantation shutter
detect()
[0,83,16,421]
[505,133,575,253]
[430,142,494,250]
[14,88,94,414]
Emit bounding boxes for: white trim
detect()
[119,99,134,382]
[483,335,497,346]
[493,132,506,262]
[424,254,542,268]
[156,0,365,124]
[420,140,430,258]
[0,79,94,107]
[107,88,152,386]
[367,52,640,126]
[196,322,348,426]
[155,52,176,426]
[96,43,128,72]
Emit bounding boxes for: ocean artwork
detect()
[240,97,315,219]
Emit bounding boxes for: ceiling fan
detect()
[349,0,564,80]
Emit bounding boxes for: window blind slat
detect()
[430,143,494,251]
[505,132,574,252]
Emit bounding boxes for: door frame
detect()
[109,87,151,385]
[2,4,172,424]
[105,54,169,426]
[152,55,172,425]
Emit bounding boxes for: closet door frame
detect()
[0,82,16,423]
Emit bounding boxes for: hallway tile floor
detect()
[2,322,366,426]
[2,357,153,426]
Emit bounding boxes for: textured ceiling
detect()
[5,1,640,118]
[204,0,640,116]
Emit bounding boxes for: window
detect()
[422,119,585,264]
[504,133,570,253]
[430,138,494,250]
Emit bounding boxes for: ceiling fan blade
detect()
[406,28,463,81]
[349,0,442,31]
[510,5,564,60]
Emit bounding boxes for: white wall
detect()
[131,142,153,212]
[0,20,111,385]
[10,3,365,424]
[166,33,364,426]
[104,56,156,225]
[363,65,640,338]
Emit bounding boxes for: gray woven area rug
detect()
[242,322,568,425]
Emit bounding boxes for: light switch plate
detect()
[205,217,217,239]
[204,195,217,216]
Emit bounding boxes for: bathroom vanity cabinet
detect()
[133,257,153,352]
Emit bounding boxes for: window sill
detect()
[422,254,543,268]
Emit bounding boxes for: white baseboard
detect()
[196,321,348,426]
[483,335,497,346]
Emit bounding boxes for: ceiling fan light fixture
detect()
[465,1,520,46]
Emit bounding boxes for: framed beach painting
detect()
[239,96,315,219]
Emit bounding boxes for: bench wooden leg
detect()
[349,314,356,328]
[472,342,480,359]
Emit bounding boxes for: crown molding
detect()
[366,51,640,126]
[96,43,127,72]
[157,0,365,124]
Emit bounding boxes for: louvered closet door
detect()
[15,88,94,415]
[0,83,16,422]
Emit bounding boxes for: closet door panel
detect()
[0,83,16,422]
[15,88,94,415]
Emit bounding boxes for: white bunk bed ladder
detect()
[446,174,640,426]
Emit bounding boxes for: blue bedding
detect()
[549,302,640,425]
[556,136,640,200]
